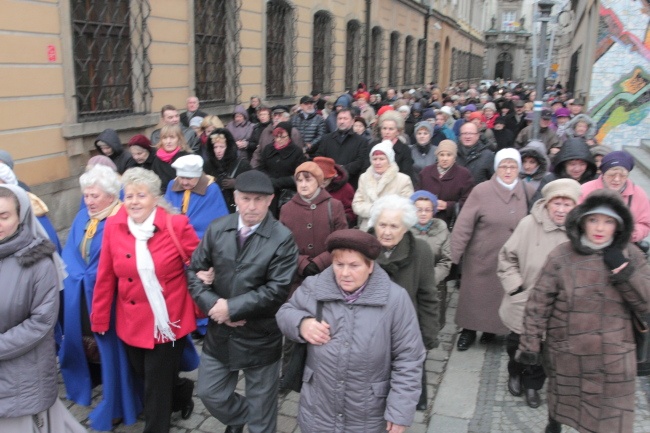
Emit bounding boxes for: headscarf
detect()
[0,184,67,288]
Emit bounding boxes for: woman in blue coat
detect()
[59,165,143,431]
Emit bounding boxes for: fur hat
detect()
[326,229,382,260]
[295,161,324,185]
[483,102,496,112]
[541,178,581,204]
[370,141,396,164]
[414,121,434,136]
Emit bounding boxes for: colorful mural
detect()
[589,0,650,149]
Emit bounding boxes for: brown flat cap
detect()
[326,229,382,260]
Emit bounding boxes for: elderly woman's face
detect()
[124,184,158,224]
[83,185,116,214]
[416,128,431,145]
[295,172,319,198]
[603,167,629,191]
[129,145,150,164]
[375,209,408,250]
[546,197,576,226]
[437,150,455,169]
[178,177,200,191]
[332,249,374,293]
[415,199,435,225]
[496,158,519,185]
[372,153,390,175]
[584,213,617,245]
[380,120,400,141]
[0,196,20,242]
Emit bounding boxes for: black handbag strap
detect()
[327,198,333,232]
[316,300,323,322]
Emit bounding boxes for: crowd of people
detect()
[0,80,649,433]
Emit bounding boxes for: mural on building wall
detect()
[588,0,650,149]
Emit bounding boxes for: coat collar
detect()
[312,266,391,306]
[289,189,332,207]
[225,211,276,239]
[489,174,527,204]
[169,173,215,195]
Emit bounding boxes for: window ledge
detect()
[62,113,161,139]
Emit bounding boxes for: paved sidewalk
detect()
[61,289,650,432]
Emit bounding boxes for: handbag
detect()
[282,300,323,393]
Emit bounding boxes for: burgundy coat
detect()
[418,163,475,226]
[325,164,356,227]
[279,189,347,293]
[91,207,199,349]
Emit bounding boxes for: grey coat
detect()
[276,266,426,433]
[0,232,59,418]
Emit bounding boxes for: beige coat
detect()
[410,219,452,287]
[497,199,570,334]
[352,163,414,231]
[451,176,534,334]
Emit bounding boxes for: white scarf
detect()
[127,209,178,343]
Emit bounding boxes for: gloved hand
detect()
[515,350,541,365]
[221,178,236,189]
[603,246,628,271]
[302,262,320,277]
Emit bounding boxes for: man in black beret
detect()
[187,170,298,433]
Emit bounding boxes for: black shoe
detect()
[456,330,476,351]
[181,398,194,420]
[545,418,561,433]
[479,332,496,344]
[525,388,541,408]
[507,374,522,397]
[416,387,428,411]
[224,426,245,433]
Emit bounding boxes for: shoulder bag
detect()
[282,300,323,392]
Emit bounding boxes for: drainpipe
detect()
[365,0,372,85]
[424,7,430,86]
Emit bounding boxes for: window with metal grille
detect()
[370,27,383,86]
[313,11,333,93]
[416,39,426,85]
[433,42,440,84]
[389,32,400,87]
[71,0,151,121]
[266,0,295,99]
[403,36,414,86]
[451,48,457,81]
[194,0,240,107]
[345,20,363,91]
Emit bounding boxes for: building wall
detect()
[0,0,486,234]
[586,0,650,148]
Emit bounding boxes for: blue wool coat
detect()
[164,176,229,239]
[59,207,143,431]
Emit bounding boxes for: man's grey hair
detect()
[368,194,417,229]
[79,165,121,198]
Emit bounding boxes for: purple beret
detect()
[326,229,382,260]
[599,151,634,174]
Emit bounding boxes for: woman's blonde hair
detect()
[158,124,190,152]
[200,115,224,132]
[378,110,405,131]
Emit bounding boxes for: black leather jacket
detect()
[187,212,298,369]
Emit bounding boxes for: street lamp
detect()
[532,0,554,140]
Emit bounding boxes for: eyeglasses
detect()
[604,172,628,180]
[498,165,519,171]
[416,208,434,213]
[460,132,478,136]
[274,134,289,139]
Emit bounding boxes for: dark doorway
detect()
[495,52,513,80]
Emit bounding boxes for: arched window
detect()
[432,42,440,84]
[403,36,414,86]
[370,26,383,86]
[389,31,400,87]
[416,39,426,85]
[345,20,363,91]
[71,0,152,121]
[195,0,240,106]
[313,11,333,93]
[266,0,295,98]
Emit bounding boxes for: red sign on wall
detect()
[47,45,57,62]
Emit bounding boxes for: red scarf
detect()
[273,141,290,151]
[156,146,181,163]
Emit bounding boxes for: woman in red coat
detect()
[91,167,199,433]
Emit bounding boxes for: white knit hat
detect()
[494,148,522,171]
[370,140,396,164]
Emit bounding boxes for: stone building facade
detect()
[1,0,490,232]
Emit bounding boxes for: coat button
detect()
[307,223,313,229]
[128,278,133,282]
[130,300,135,305]
[310,204,317,210]
[307,243,314,249]
[126,254,131,258]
